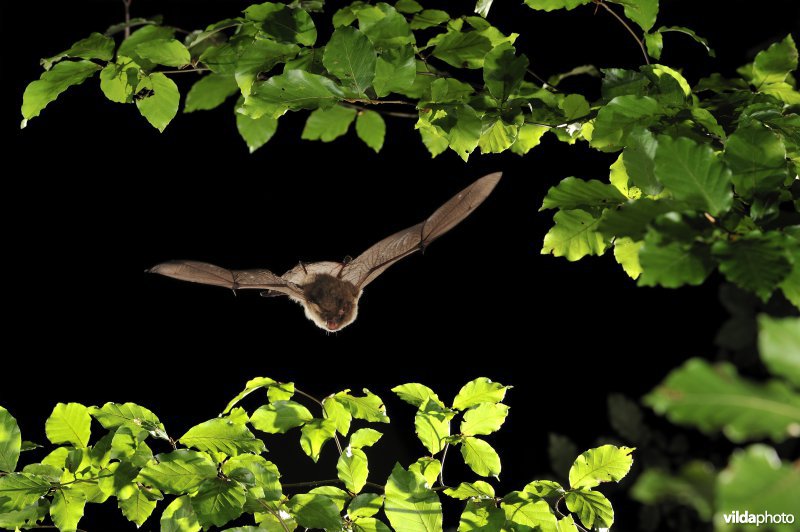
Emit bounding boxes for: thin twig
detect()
[593,0,650,65]
[343,98,416,106]
[340,102,418,119]
[526,68,557,91]
[555,496,590,532]
[438,443,449,488]
[283,479,384,492]
[122,0,132,39]
[156,67,212,75]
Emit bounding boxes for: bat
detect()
[147,172,502,331]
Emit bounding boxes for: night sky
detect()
[3,1,799,529]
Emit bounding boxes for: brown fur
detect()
[302,274,359,330]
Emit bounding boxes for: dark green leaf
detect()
[430,31,493,69]
[302,105,357,142]
[136,73,181,132]
[638,238,713,288]
[657,26,715,57]
[590,95,663,150]
[235,39,300,96]
[357,4,414,48]
[654,135,732,215]
[384,464,443,532]
[185,74,238,112]
[752,34,797,86]
[373,44,416,96]
[624,127,662,195]
[118,25,177,69]
[21,60,100,124]
[607,0,658,31]
[248,69,344,113]
[323,27,377,95]
[0,407,21,473]
[41,32,115,70]
[724,122,788,198]
[396,0,423,14]
[136,39,191,67]
[630,461,716,520]
[645,358,800,442]
[430,78,474,103]
[712,232,792,301]
[410,10,450,30]
[483,43,528,102]
[541,177,627,211]
[287,493,343,530]
[180,417,265,456]
[565,489,613,529]
[522,0,591,11]
[191,478,245,528]
[246,3,317,46]
[236,112,278,153]
[597,198,674,239]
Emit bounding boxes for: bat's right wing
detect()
[341,172,502,289]
[148,260,304,299]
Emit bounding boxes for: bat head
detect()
[301,274,360,331]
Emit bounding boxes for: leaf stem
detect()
[343,98,416,106]
[156,67,212,75]
[122,0,132,39]
[593,0,650,65]
[295,387,343,456]
[282,478,384,492]
[438,443,449,488]
[340,102,418,119]
[555,495,590,532]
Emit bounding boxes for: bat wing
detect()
[148,260,304,299]
[341,172,502,289]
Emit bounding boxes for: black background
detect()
[2,1,798,530]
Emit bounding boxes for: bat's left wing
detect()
[341,172,502,290]
[148,260,304,299]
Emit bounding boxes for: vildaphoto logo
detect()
[722,511,796,526]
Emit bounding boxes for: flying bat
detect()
[148,172,502,331]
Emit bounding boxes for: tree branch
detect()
[122,0,132,39]
[593,0,650,65]
[340,102,418,119]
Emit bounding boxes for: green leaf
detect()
[247,3,317,46]
[752,34,797,86]
[267,382,295,402]
[191,478,245,528]
[236,39,301,96]
[430,30,493,69]
[609,153,641,199]
[638,238,713,288]
[100,57,141,104]
[624,127,662,195]
[510,124,549,155]
[323,396,352,436]
[541,177,627,211]
[223,377,276,415]
[45,403,91,448]
[356,110,386,152]
[607,0,658,31]
[136,38,191,67]
[236,112,278,153]
[348,492,383,518]
[308,486,349,511]
[223,455,282,501]
[723,122,788,198]
[21,60,100,124]
[184,74,238,113]
[287,493,342,530]
[180,417,265,456]
[630,461,716,520]
[350,428,383,449]
[460,403,509,436]
[716,445,800,528]
[644,31,663,60]
[118,484,159,527]
[384,464,443,532]
[568,445,634,489]
[409,457,441,488]
[502,492,558,531]
[392,383,443,408]
[460,436,501,477]
[354,516,393,532]
[759,316,800,387]
[90,402,164,436]
[118,25,176,69]
[444,481,495,500]
[524,480,565,498]
[654,135,732,215]
[0,499,49,530]
[0,473,51,512]
[459,499,506,531]
[419,126,449,157]
[161,495,201,532]
[590,95,663,150]
[483,43,528,102]
[357,4,414,48]
[137,450,217,494]
[335,389,390,423]
[0,407,21,473]
[415,400,453,454]
[373,44,416,96]
[302,105,357,142]
[136,72,180,132]
[478,118,517,154]
[41,32,115,70]
[441,104,482,161]
[410,10,450,30]
[323,27,377,95]
[300,418,337,462]
[396,0,423,14]
[657,26,715,57]
[614,237,644,279]
[338,447,369,493]
[565,489,613,529]
[251,400,314,433]
[453,378,509,410]
[645,358,800,442]
[50,486,86,532]
[248,70,344,113]
[523,0,591,11]
[712,232,792,301]
[542,209,608,261]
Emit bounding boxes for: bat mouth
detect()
[326,320,340,331]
